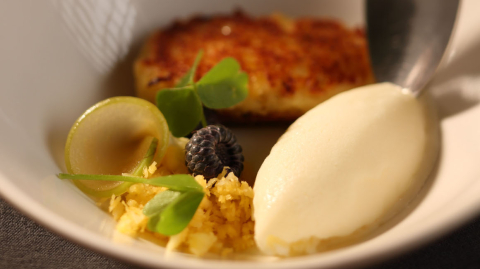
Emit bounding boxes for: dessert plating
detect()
[135,11,374,122]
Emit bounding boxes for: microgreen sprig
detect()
[57,138,205,236]
[58,173,205,235]
[145,190,204,235]
[57,173,203,193]
[156,50,249,137]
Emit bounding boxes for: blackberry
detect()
[185,125,244,179]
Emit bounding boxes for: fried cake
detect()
[134,11,374,122]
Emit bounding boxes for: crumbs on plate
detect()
[104,157,255,257]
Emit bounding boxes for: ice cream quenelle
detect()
[253,82,439,256]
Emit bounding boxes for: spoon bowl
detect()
[367,0,459,96]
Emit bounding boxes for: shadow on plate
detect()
[45,37,143,172]
[429,37,480,118]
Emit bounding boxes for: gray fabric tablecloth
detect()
[1,197,480,268]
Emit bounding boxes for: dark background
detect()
[1,197,480,269]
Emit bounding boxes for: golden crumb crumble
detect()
[108,160,255,257]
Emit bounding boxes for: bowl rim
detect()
[2,0,480,266]
[2,168,480,268]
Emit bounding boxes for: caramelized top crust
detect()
[135,11,374,122]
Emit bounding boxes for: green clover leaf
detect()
[156,86,203,137]
[154,51,249,137]
[196,58,249,109]
[147,191,204,236]
[143,190,181,217]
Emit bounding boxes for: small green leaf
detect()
[151,191,204,236]
[156,86,203,137]
[58,174,202,192]
[147,214,161,232]
[196,58,249,109]
[58,173,146,183]
[143,190,181,217]
[176,50,204,87]
[148,174,203,192]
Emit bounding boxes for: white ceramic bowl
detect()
[1,0,480,268]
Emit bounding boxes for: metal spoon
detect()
[366,0,459,96]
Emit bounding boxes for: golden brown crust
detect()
[134,11,374,122]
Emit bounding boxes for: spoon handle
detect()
[366,0,459,96]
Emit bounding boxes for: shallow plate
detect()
[1,0,480,268]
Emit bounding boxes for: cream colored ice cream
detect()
[253,82,438,256]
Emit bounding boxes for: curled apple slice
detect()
[65,97,169,197]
